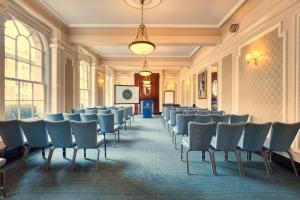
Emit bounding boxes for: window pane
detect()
[5,20,19,38]
[5,101,18,120]
[17,61,30,80]
[20,82,32,100]
[5,80,18,100]
[20,101,32,119]
[5,36,15,57]
[17,36,30,61]
[33,84,44,100]
[15,20,31,37]
[5,58,16,78]
[31,48,42,66]
[33,101,44,118]
[31,66,42,82]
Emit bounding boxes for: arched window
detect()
[4,19,46,119]
[80,60,90,108]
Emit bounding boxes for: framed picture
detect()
[164,90,175,104]
[114,85,140,104]
[198,70,207,99]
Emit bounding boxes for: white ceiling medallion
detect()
[123,0,162,9]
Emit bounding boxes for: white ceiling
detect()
[89,45,200,57]
[40,0,245,27]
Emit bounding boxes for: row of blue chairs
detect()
[179,121,300,176]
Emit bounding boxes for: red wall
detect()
[134,73,160,114]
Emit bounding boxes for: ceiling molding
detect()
[217,0,246,27]
[39,0,70,26]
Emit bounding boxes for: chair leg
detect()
[20,146,30,169]
[130,118,131,127]
[224,150,228,161]
[118,130,120,142]
[287,151,299,176]
[261,150,270,175]
[234,150,245,176]
[114,133,116,148]
[266,150,272,175]
[63,148,66,158]
[96,148,100,171]
[71,147,78,171]
[84,149,87,159]
[46,147,55,171]
[208,150,217,176]
[211,150,217,175]
[0,170,6,198]
[186,150,190,175]
[172,131,174,143]
[123,124,125,133]
[202,151,206,161]
[180,144,183,161]
[103,133,107,158]
[174,135,177,150]
[42,148,46,159]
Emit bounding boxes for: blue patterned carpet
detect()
[3,116,300,200]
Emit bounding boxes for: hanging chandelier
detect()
[129,0,155,56]
[142,75,151,85]
[139,57,152,76]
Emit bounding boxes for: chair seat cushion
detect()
[182,136,189,148]
[210,136,217,149]
[97,135,105,146]
[0,158,6,167]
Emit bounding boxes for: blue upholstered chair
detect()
[98,109,111,115]
[173,114,195,149]
[264,122,300,176]
[183,110,197,115]
[98,114,120,158]
[230,114,249,123]
[0,158,6,198]
[164,107,172,128]
[85,109,98,114]
[211,114,230,124]
[211,123,245,176]
[97,106,107,110]
[112,109,125,132]
[72,108,85,114]
[238,122,271,175]
[45,120,75,170]
[194,115,211,123]
[181,122,216,175]
[0,120,25,157]
[196,111,210,115]
[210,111,224,115]
[123,107,131,128]
[80,113,98,122]
[45,113,64,121]
[169,110,183,136]
[197,108,209,112]
[19,120,51,169]
[128,106,135,122]
[70,121,104,171]
[63,113,81,122]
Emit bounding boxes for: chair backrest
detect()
[188,122,216,151]
[197,108,208,111]
[45,120,73,148]
[63,113,81,122]
[85,109,98,114]
[80,114,98,122]
[164,107,172,121]
[211,114,230,124]
[129,106,134,116]
[0,120,24,148]
[123,107,130,120]
[176,114,195,135]
[170,110,183,126]
[267,122,300,151]
[98,114,115,133]
[72,108,85,114]
[98,109,111,115]
[214,123,245,151]
[230,114,249,123]
[19,120,49,148]
[112,109,124,125]
[210,111,224,115]
[70,121,97,148]
[97,106,107,110]
[183,110,197,115]
[194,114,211,123]
[239,122,271,151]
[45,113,64,121]
[196,111,210,115]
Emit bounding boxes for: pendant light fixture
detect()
[129,0,155,56]
[142,75,151,85]
[139,57,152,76]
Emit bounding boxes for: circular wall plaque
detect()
[122,89,133,100]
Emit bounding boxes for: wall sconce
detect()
[246,50,263,65]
